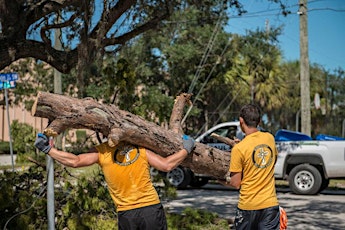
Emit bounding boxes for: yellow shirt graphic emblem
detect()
[252,144,273,168]
[114,145,140,166]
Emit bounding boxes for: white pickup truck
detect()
[165,122,345,195]
[274,129,345,194]
[162,122,243,189]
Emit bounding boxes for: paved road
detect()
[0,154,16,166]
[163,184,345,230]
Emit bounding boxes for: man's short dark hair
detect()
[240,104,261,128]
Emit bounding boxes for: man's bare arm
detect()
[48,148,99,168]
[218,172,242,189]
[146,148,188,172]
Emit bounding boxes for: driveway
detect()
[163,184,345,230]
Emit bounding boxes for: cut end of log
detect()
[31,91,41,116]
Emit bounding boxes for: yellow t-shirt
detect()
[230,131,279,210]
[96,143,160,212]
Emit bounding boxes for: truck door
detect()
[323,141,345,177]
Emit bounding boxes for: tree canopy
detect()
[1,0,344,136]
[0,0,250,96]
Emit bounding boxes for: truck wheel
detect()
[190,177,209,187]
[166,166,192,189]
[150,167,160,177]
[288,164,322,195]
[319,178,330,192]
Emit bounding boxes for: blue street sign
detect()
[0,73,18,90]
[0,73,19,81]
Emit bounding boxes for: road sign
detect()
[0,81,16,90]
[0,73,18,90]
[0,73,19,172]
[0,73,19,81]
[0,72,19,172]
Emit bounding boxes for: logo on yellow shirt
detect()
[252,144,273,168]
[114,145,140,166]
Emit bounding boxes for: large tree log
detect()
[31,92,230,179]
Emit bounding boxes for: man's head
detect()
[239,104,261,128]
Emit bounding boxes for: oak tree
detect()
[0,0,247,97]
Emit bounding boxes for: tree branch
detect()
[103,13,169,46]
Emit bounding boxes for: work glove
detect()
[182,134,195,155]
[34,133,52,154]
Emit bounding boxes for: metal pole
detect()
[2,104,4,141]
[4,88,14,172]
[342,119,345,138]
[46,139,55,230]
[46,14,63,230]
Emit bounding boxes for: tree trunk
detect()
[31,91,231,179]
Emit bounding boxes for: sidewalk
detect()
[0,154,16,166]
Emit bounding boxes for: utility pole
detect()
[299,0,311,135]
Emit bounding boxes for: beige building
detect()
[0,101,48,142]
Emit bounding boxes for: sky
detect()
[27,0,344,74]
[226,0,345,73]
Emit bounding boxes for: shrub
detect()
[0,165,117,230]
[0,167,47,229]
[10,120,38,163]
[0,141,10,154]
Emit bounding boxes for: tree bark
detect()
[31,91,231,179]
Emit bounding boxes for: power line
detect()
[165,3,345,25]
[182,9,227,124]
[182,37,232,124]
[308,8,345,12]
[188,17,222,94]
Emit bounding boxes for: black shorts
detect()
[117,203,167,230]
[234,205,280,230]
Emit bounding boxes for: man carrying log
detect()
[34,133,195,230]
